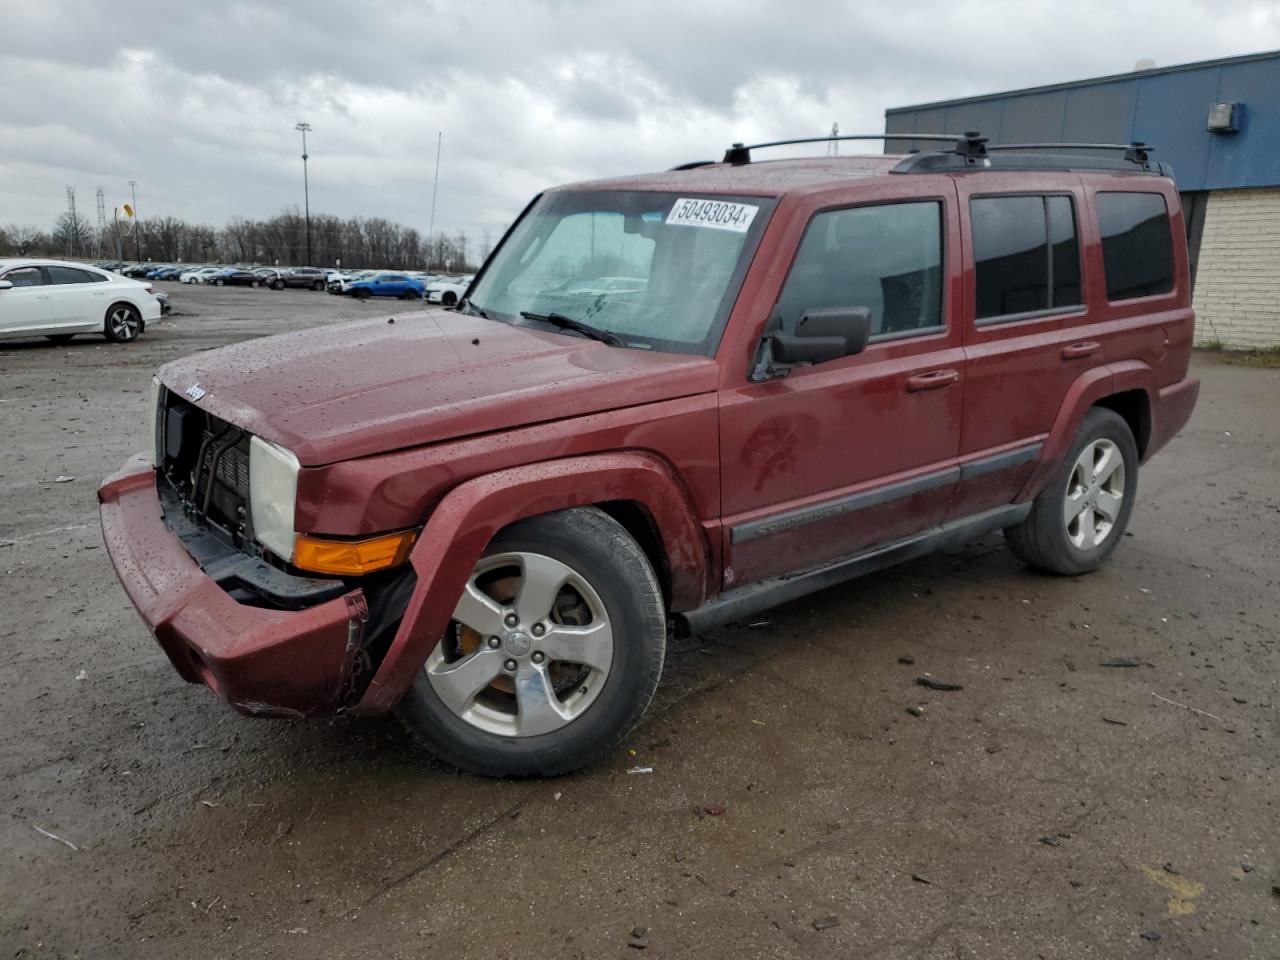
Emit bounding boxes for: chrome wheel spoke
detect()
[1063,484,1087,527]
[1092,443,1122,485]
[1095,489,1123,522]
[540,621,613,672]
[452,581,508,639]
[1075,506,1096,549]
[515,554,571,624]
[429,648,504,714]
[513,663,572,736]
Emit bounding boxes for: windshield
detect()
[467,190,773,354]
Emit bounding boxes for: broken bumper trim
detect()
[99,453,365,717]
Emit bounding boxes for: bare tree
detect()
[51,212,94,257]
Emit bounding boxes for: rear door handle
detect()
[1061,340,1100,360]
[905,369,960,392]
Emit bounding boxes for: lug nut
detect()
[532,651,545,664]
[504,613,519,628]
[487,636,501,649]
[531,623,545,637]
[504,659,517,672]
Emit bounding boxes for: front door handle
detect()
[905,369,960,392]
[1061,340,1100,360]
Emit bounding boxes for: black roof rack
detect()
[987,141,1152,163]
[722,132,984,165]
[890,138,1169,177]
[702,131,1168,177]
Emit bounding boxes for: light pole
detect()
[295,121,313,266]
[128,179,141,261]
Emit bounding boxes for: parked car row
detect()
[90,262,474,302]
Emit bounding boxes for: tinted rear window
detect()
[971,195,1082,321]
[1096,192,1174,300]
[46,265,95,284]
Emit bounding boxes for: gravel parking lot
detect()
[2,282,1278,959]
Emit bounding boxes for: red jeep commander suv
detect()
[100,133,1199,776]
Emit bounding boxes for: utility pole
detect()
[428,131,442,269]
[95,187,107,258]
[128,180,141,261]
[65,187,78,257]
[295,121,313,265]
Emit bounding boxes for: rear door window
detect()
[971,195,1082,322]
[1096,192,1174,300]
[45,265,95,284]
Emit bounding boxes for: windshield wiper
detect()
[520,310,622,346]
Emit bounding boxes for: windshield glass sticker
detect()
[666,198,759,233]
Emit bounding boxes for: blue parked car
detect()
[346,273,425,300]
[146,266,183,280]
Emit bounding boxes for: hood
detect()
[157,313,719,465]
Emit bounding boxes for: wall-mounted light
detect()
[1206,102,1240,134]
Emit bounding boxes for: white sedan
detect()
[0,258,162,344]
[180,266,224,284]
[425,274,474,306]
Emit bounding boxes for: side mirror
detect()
[0,280,12,291]
[771,307,872,364]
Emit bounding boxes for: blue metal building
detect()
[885,50,1280,349]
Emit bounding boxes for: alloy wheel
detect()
[107,306,139,341]
[425,551,615,737]
[1064,438,1125,549]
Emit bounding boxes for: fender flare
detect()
[355,451,710,713]
[1015,361,1156,502]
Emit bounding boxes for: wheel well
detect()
[1094,390,1151,458]
[595,500,672,608]
[105,300,138,322]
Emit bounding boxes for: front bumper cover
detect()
[99,454,368,716]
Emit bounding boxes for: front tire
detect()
[442,291,457,307]
[396,508,666,777]
[214,278,225,286]
[1005,407,1138,575]
[104,303,142,343]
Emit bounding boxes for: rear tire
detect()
[312,280,324,291]
[103,303,142,343]
[442,292,457,306]
[1004,407,1138,575]
[396,508,666,777]
[215,278,225,286]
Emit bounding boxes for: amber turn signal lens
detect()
[293,530,417,576]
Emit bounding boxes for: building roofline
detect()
[885,48,1280,115]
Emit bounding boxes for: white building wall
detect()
[1192,187,1280,350]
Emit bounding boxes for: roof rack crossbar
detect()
[723,132,984,165]
[987,141,1152,163]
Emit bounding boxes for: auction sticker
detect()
[666,198,758,233]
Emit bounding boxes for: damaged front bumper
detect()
[98,453,370,717]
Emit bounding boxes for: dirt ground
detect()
[2,283,1277,959]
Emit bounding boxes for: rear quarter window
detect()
[1095,192,1174,301]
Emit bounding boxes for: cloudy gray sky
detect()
[4,0,1279,253]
